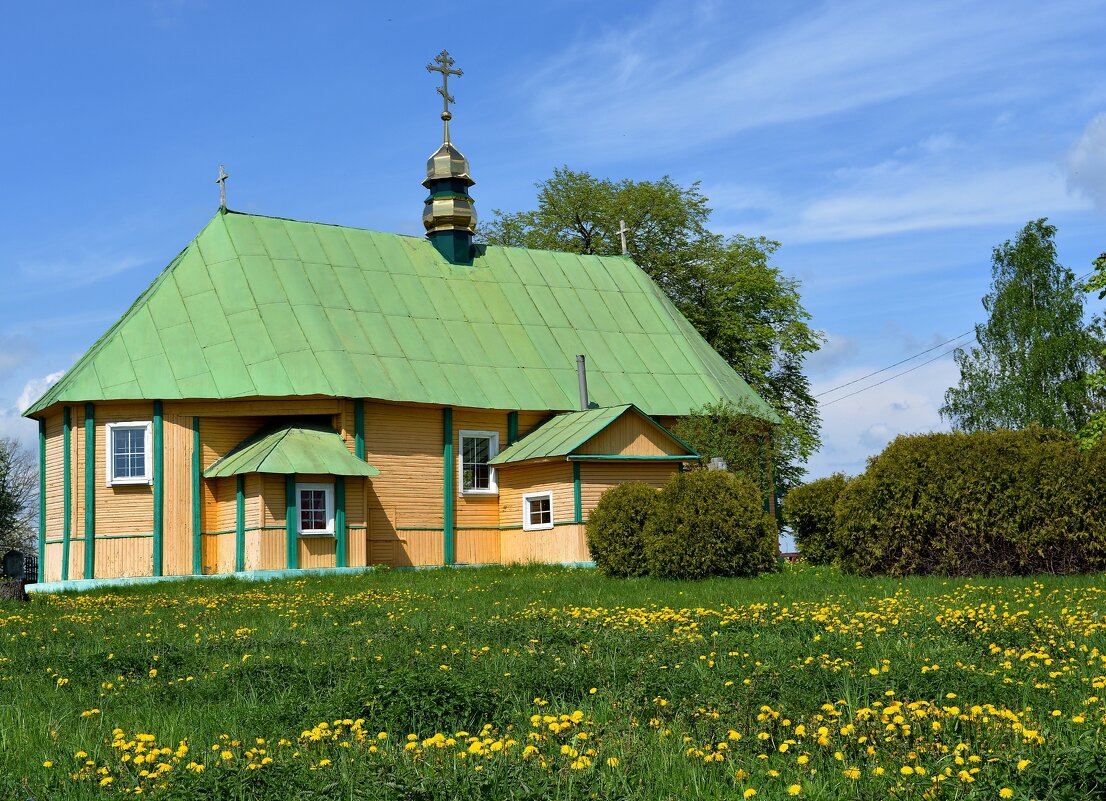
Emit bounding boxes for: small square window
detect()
[459,430,499,495]
[522,491,554,531]
[297,483,334,536]
[105,422,152,486]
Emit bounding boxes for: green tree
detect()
[941,219,1099,432]
[0,437,36,554]
[482,167,822,492]
[1077,252,1106,447]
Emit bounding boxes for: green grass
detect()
[3,564,1106,800]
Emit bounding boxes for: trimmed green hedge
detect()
[585,481,658,577]
[833,428,1106,576]
[782,473,849,565]
[643,471,778,580]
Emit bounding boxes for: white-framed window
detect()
[296,482,335,537]
[522,491,554,531]
[458,430,499,495]
[105,421,153,486]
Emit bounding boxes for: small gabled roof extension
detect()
[490,404,698,466]
[204,425,380,478]
[26,210,779,422]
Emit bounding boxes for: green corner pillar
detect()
[507,411,519,446]
[335,476,347,568]
[235,474,245,573]
[191,417,201,575]
[62,407,71,582]
[573,461,582,524]
[354,399,365,460]
[152,402,164,577]
[286,474,298,569]
[37,419,45,583]
[442,407,454,566]
[84,403,95,579]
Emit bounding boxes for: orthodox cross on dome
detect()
[426,50,462,143]
[215,165,229,209]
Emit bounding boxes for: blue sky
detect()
[2,0,1104,480]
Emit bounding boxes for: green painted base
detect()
[428,231,473,265]
[26,562,597,594]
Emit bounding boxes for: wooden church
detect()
[26,52,778,588]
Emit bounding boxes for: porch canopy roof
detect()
[204,425,380,478]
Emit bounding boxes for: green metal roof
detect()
[204,425,380,478]
[489,404,697,465]
[25,209,780,421]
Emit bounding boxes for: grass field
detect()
[3,564,1106,800]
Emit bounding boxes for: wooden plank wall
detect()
[501,524,588,564]
[576,413,685,456]
[363,402,444,567]
[498,462,575,527]
[42,410,64,583]
[93,403,156,578]
[579,462,676,517]
[162,414,193,575]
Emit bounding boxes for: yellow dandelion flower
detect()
[999,790,1013,799]
[788,783,802,796]
[743,790,757,799]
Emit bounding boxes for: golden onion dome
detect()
[423,141,475,188]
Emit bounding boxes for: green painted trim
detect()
[84,403,95,579]
[191,417,201,575]
[507,411,519,445]
[152,402,164,577]
[335,476,347,568]
[48,533,153,543]
[285,474,298,569]
[442,407,454,567]
[202,529,236,537]
[354,399,365,460]
[235,474,245,573]
[396,526,445,532]
[43,539,64,545]
[37,419,45,583]
[566,454,695,461]
[347,525,368,531]
[62,407,71,582]
[573,462,582,524]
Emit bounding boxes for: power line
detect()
[815,266,1099,407]
[820,343,967,408]
[815,330,974,398]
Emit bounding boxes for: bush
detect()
[782,473,849,565]
[834,428,1106,576]
[585,481,659,577]
[643,470,778,580]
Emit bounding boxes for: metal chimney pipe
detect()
[576,354,589,411]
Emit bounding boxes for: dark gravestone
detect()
[2,550,25,580]
[0,580,28,602]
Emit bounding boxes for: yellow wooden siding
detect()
[499,462,574,527]
[43,542,63,583]
[364,401,443,543]
[455,529,500,565]
[501,524,588,564]
[95,538,154,578]
[43,411,64,582]
[200,416,264,470]
[576,413,687,457]
[299,537,336,569]
[517,411,553,439]
[94,404,155,540]
[163,414,194,576]
[164,398,342,418]
[579,462,675,518]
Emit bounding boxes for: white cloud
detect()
[769,163,1089,243]
[804,332,858,378]
[17,371,65,415]
[805,357,958,478]
[18,254,147,289]
[1067,112,1106,208]
[528,0,1103,157]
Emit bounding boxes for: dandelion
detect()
[788,783,802,796]
[743,790,757,799]
[999,790,1014,799]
